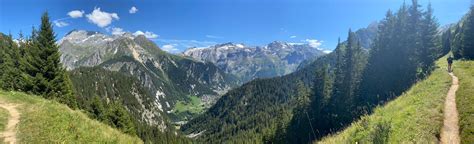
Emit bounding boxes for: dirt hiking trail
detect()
[440,72,460,144]
[0,101,20,144]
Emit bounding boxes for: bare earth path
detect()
[440,73,460,144]
[0,102,20,144]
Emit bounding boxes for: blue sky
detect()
[0,0,472,53]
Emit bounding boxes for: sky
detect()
[0,0,472,53]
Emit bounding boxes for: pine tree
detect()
[0,34,6,88]
[452,24,464,59]
[107,102,137,135]
[0,34,23,91]
[417,2,439,76]
[460,6,474,59]
[22,12,77,108]
[90,95,106,121]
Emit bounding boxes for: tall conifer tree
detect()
[460,6,474,59]
[22,12,76,108]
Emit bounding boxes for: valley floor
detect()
[0,91,142,143]
[317,57,453,143]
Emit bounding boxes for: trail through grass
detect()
[453,61,474,143]
[0,91,142,143]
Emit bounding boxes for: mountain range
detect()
[58,30,327,126]
[182,41,327,83]
[59,30,238,125]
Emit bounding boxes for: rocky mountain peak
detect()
[213,42,246,49]
[267,41,291,49]
[182,41,326,83]
[61,30,111,45]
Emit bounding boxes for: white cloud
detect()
[68,10,85,18]
[129,6,138,14]
[205,35,223,39]
[133,31,159,39]
[162,44,179,53]
[110,27,125,35]
[54,20,69,27]
[290,35,297,38]
[86,7,119,27]
[304,39,323,49]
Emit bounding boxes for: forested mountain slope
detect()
[181,31,367,143]
[181,1,444,143]
[60,30,239,123]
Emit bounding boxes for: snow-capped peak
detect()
[60,30,113,45]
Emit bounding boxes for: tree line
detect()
[446,5,474,60]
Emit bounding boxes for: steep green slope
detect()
[0,91,142,143]
[69,66,170,128]
[180,47,341,143]
[69,66,193,144]
[0,107,7,142]
[454,61,474,143]
[317,57,452,143]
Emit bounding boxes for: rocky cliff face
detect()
[60,30,238,124]
[182,41,326,83]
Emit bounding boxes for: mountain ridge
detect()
[182,41,326,83]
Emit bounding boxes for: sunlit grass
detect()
[0,107,8,143]
[317,56,452,143]
[0,91,142,144]
[454,60,474,144]
[173,95,205,114]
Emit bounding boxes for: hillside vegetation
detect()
[318,57,452,143]
[0,91,142,143]
[0,107,7,142]
[454,61,474,143]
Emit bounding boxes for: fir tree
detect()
[22,12,77,108]
[417,2,439,76]
[460,6,474,59]
[452,24,464,59]
[0,34,23,91]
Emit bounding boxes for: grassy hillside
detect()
[0,107,7,142]
[0,91,142,143]
[317,57,452,143]
[454,61,474,143]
